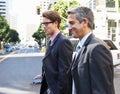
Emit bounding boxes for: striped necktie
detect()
[72,45,81,94]
[75,45,81,58]
[76,45,81,52]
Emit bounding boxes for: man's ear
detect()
[82,18,88,27]
[54,21,59,27]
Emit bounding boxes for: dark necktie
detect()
[72,45,81,94]
[74,45,81,60]
[45,40,51,55]
[76,45,81,52]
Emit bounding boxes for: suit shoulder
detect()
[87,37,110,53]
[88,42,111,57]
[91,37,109,49]
[58,34,71,43]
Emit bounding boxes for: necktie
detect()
[76,45,81,52]
[45,40,51,55]
[72,45,81,94]
[74,45,81,59]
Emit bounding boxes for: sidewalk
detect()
[0,49,5,55]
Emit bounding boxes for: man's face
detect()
[68,14,85,39]
[42,17,55,36]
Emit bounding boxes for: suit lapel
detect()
[51,33,61,47]
[72,47,86,70]
[43,33,61,61]
[71,34,95,70]
[43,40,51,61]
[83,34,95,47]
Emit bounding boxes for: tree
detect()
[0,16,9,41]
[0,16,9,49]
[50,0,80,30]
[5,29,21,44]
[32,25,46,47]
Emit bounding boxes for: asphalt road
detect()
[0,48,44,94]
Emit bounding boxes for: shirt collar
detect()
[77,32,92,48]
[50,31,60,42]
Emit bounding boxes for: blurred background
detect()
[0,0,120,94]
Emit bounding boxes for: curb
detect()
[0,51,16,63]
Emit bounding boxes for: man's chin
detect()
[46,33,51,37]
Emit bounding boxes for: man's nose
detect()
[68,28,72,32]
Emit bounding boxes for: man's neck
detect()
[50,30,60,42]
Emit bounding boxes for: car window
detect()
[103,40,118,50]
[69,38,118,51]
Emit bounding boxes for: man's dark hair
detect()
[42,10,61,28]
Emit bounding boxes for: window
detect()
[106,0,115,8]
[103,40,117,50]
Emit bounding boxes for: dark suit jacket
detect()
[40,33,73,94]
[71,34,115,94]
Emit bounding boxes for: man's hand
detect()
[33,74,43,84]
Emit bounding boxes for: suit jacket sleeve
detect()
[89,44,115,94]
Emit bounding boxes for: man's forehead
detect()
[68,13,76,18]
[68,14,77,20]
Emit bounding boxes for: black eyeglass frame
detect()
[41,21,54,26]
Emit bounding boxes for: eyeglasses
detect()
[41,21,54,27]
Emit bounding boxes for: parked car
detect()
[103,40,120,67]
[4,45,13,52]
[69,38,120,67]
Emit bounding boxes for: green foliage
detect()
[0,16,9,41]
[50,0,80,30]
[119,0,120,8]
[0,16,20,44]
[32,25,45,46]
[5,29,20,43]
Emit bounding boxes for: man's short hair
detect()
[67,6,94,30]
[42,10,61,28]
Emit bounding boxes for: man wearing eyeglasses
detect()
[39,10,73,94]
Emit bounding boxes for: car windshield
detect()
[103,40,118,50]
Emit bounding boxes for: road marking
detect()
[0,52,15,63]
[0,52,45,62]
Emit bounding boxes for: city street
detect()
[0,48,44,94]
[0,48,120,94]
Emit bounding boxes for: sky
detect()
[11,0,40,24]
[10,0,88,24]
[9,0,40,42]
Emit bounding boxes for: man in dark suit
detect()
[67,7,115,94]
[39,10,73,94]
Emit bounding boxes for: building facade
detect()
[0,0,10,24]
[0,0,7,17]
[38,0,57,22]
[39,0,50,23]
